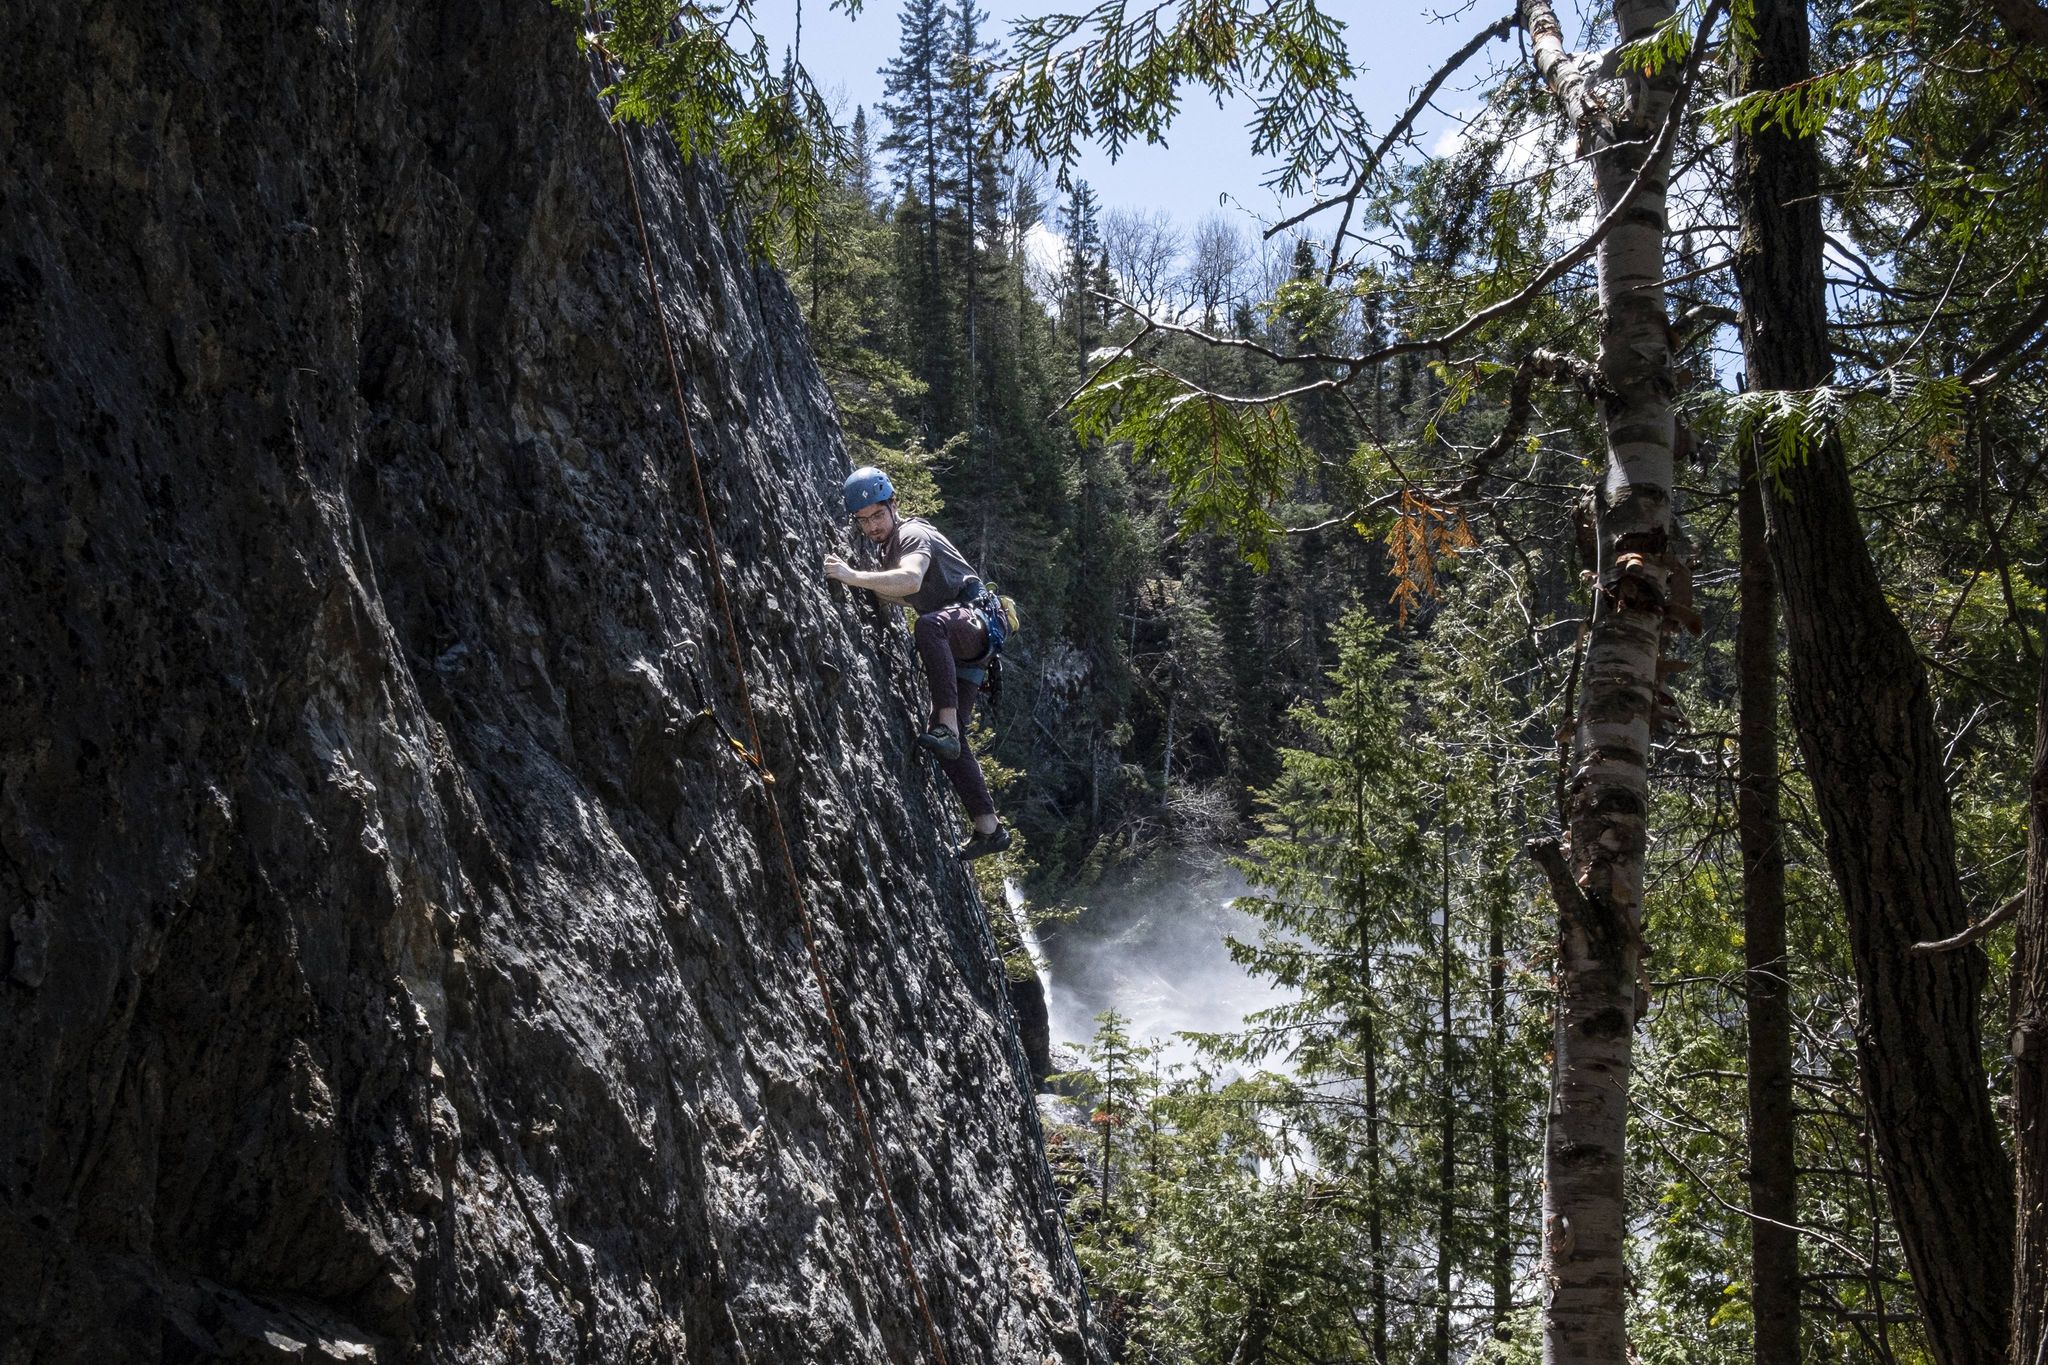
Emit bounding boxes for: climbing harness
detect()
[974,584,1018,657]
[584,19,951,1365]
[953,583,1018,692]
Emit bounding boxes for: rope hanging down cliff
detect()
[581,20,953,1365]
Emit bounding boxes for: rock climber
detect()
[823,466,1012,861]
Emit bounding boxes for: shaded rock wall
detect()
[0,2,1087,1361]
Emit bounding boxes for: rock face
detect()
[0,3,1089,1361]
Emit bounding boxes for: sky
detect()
[749,0,1540,244]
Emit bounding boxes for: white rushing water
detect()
[1006,878,1051,983]
[1028,865,1293,1073]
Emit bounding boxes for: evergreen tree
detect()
[1276,236,1359,491]
[942,0,1000,452]
[846,105,878,208]
[1230,608,1436,1359]
[879,0,962,433]
[788,107,930,488]
[1057,182,1103,371]
[1051,1010,1160,1356]
[877,0,951,238]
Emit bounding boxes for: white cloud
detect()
[1021,221,1070,311]
[1431,106,1480,158]
[1023,220,1067,275]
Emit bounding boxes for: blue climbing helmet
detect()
[842,465,895,514]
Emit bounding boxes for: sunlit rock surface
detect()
[0,2,1088,1360]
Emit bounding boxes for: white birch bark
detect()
[1521,2,1690,1362]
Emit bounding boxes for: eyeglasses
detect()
[854,505,891,529]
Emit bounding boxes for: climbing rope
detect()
[580,20,952,1365]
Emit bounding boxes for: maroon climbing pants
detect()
[913,605,996,820]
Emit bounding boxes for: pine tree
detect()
[878,0,962,434]
[1278,236,1358,491]
[846,105,877,208]
[1060,181,1104,379]
[786,105,933,505]
[1051,1010,1159,1357]
[942,0,998,450]
[1232,607,1433,1358]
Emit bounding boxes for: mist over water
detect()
[1034,862,1294,1072]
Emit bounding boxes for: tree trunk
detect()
[1352,745,1391,1365]
[1437,821,1456,1365]
[1363,951,1389,1365]
[922,82,940,302]
[1730,4,2014,1360]
[1100,1045,1114,1225]
[1737,440,1799,1365]
[1521,1,1690,1360]
[1162,685,1176,792]
[1230,1298,1273,1365]
[1490,875,1514,1341]
[958,3,979,511]
[2014,637,2047,1365]
[1089,743,1101,828]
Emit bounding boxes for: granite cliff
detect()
[0,2,1088,1361]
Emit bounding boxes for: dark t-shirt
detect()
[883,517,979,614]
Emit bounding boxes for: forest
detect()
[585,0,2048,1362]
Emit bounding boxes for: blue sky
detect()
[750,0,1534,238]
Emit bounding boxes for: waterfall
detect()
[1007,877,1050,985]
[1034,865,1294,1074]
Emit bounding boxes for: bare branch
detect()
[1961,292,2048,389]
[1103,206,1186,316]
[1263,14,1516,238]
[1048,319,1157,418]
[1454,348,1600,500]
[1077,28,1715,415]
[1908,894,2022,956]
[1644,1131,1880,1265]
[1281,488,1406,535]
[1527,836,1592,918]
[1641,255,1735,295]
[1090,292,1362,370]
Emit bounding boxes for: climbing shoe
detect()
[916,726,962,761]
[958,825,1012,861]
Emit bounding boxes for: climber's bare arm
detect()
[824,550,927,603]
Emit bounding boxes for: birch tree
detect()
[992,6,1714,1359]
[1512,3,1708,1359]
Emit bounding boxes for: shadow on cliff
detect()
[0,3,1096,1362]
